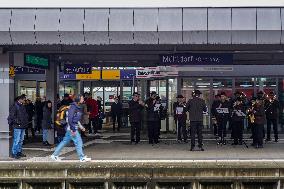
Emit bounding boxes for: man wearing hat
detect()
[186,90,207,151]
[264,91,279,142]
[174,95,188,143]
[145,91,160,145]
[128,92,144,144]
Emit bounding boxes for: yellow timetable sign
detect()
[76,70,100,80]
[102,70,120,80]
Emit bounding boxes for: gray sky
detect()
[0,0,284,8]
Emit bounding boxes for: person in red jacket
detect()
[85,93,99,134]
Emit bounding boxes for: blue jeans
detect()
[53,130,84,160]
[12,129,25,155]
[42,129,48,142]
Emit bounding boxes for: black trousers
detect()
[35,117,42,132]
[217,118,228,140]
[231,120,244,143]
[190,121,203,148]
[177,119,187,141]
[213,123,218,136]
[147,121,159,144]
[130,122,141,143]
[112,115,121,131]
[251,123,256,145]
[266,119,278,140]
[254,124,264,146]
[88,117,99,133]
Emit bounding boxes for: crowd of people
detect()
[7,88,280,160]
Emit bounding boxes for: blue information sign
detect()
[120,70,136,79]
[159,53,233,65]
[59,72,76,80]
[15,66,46,74]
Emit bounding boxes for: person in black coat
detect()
[111,96,123,132]
[145,91,160,145]
[34,97,43,133]
[24,99,35,140]
[215,92,231,145]
[8,95,29,159]
[231,97,246,145]
[254,98,266,148]
[128,92,144,144]
[264,92,280,142]
[175,95,188,143]
[211,94,221,137]
[187,90,207,151]
[42,101,53,146]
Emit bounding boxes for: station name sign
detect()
[159,53,233,65]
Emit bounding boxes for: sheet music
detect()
[154,104,161,111]
[216,108,229,114]
[176,107,184,115]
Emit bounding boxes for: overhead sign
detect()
[136,67,163,78]
[159,53,233,66]
[59,72,76,80]
[76,70,100,80]
[102,70,120,80]
[64,64,92,74]
[24,54,49,69]
[15,66,45,74]
[120,69,136,79]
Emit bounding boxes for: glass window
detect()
[39,81,46,99]
[256,77,277,95]
[18,80,37,102]
[235,78,254,98]
[213,78,233,97]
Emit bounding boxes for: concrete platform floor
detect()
[4,130,283,162]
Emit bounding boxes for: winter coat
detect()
[187,97,207,122]
[8,102,29,129]
[111,102,123,117]
[145,98,160,121]
[264,99,279,120]
[42,106,52,129]
[231,104,245,122]
[67,102,83,132]
[85,98,98,118]
[254,105,266,125]
[128,100,144,123]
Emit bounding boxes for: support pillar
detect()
[46,61,58,145]
[0,53,13,158]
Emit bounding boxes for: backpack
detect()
[55,105,70,128]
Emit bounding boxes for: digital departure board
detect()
[24,54,49,69]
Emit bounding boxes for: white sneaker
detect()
[80,156,91,162]
[50,155,61,161]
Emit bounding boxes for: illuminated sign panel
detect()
[24,54,49,69]
[102,70,120,80]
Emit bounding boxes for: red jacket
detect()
[86,98,98,118]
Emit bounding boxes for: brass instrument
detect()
[247,102,255,124]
